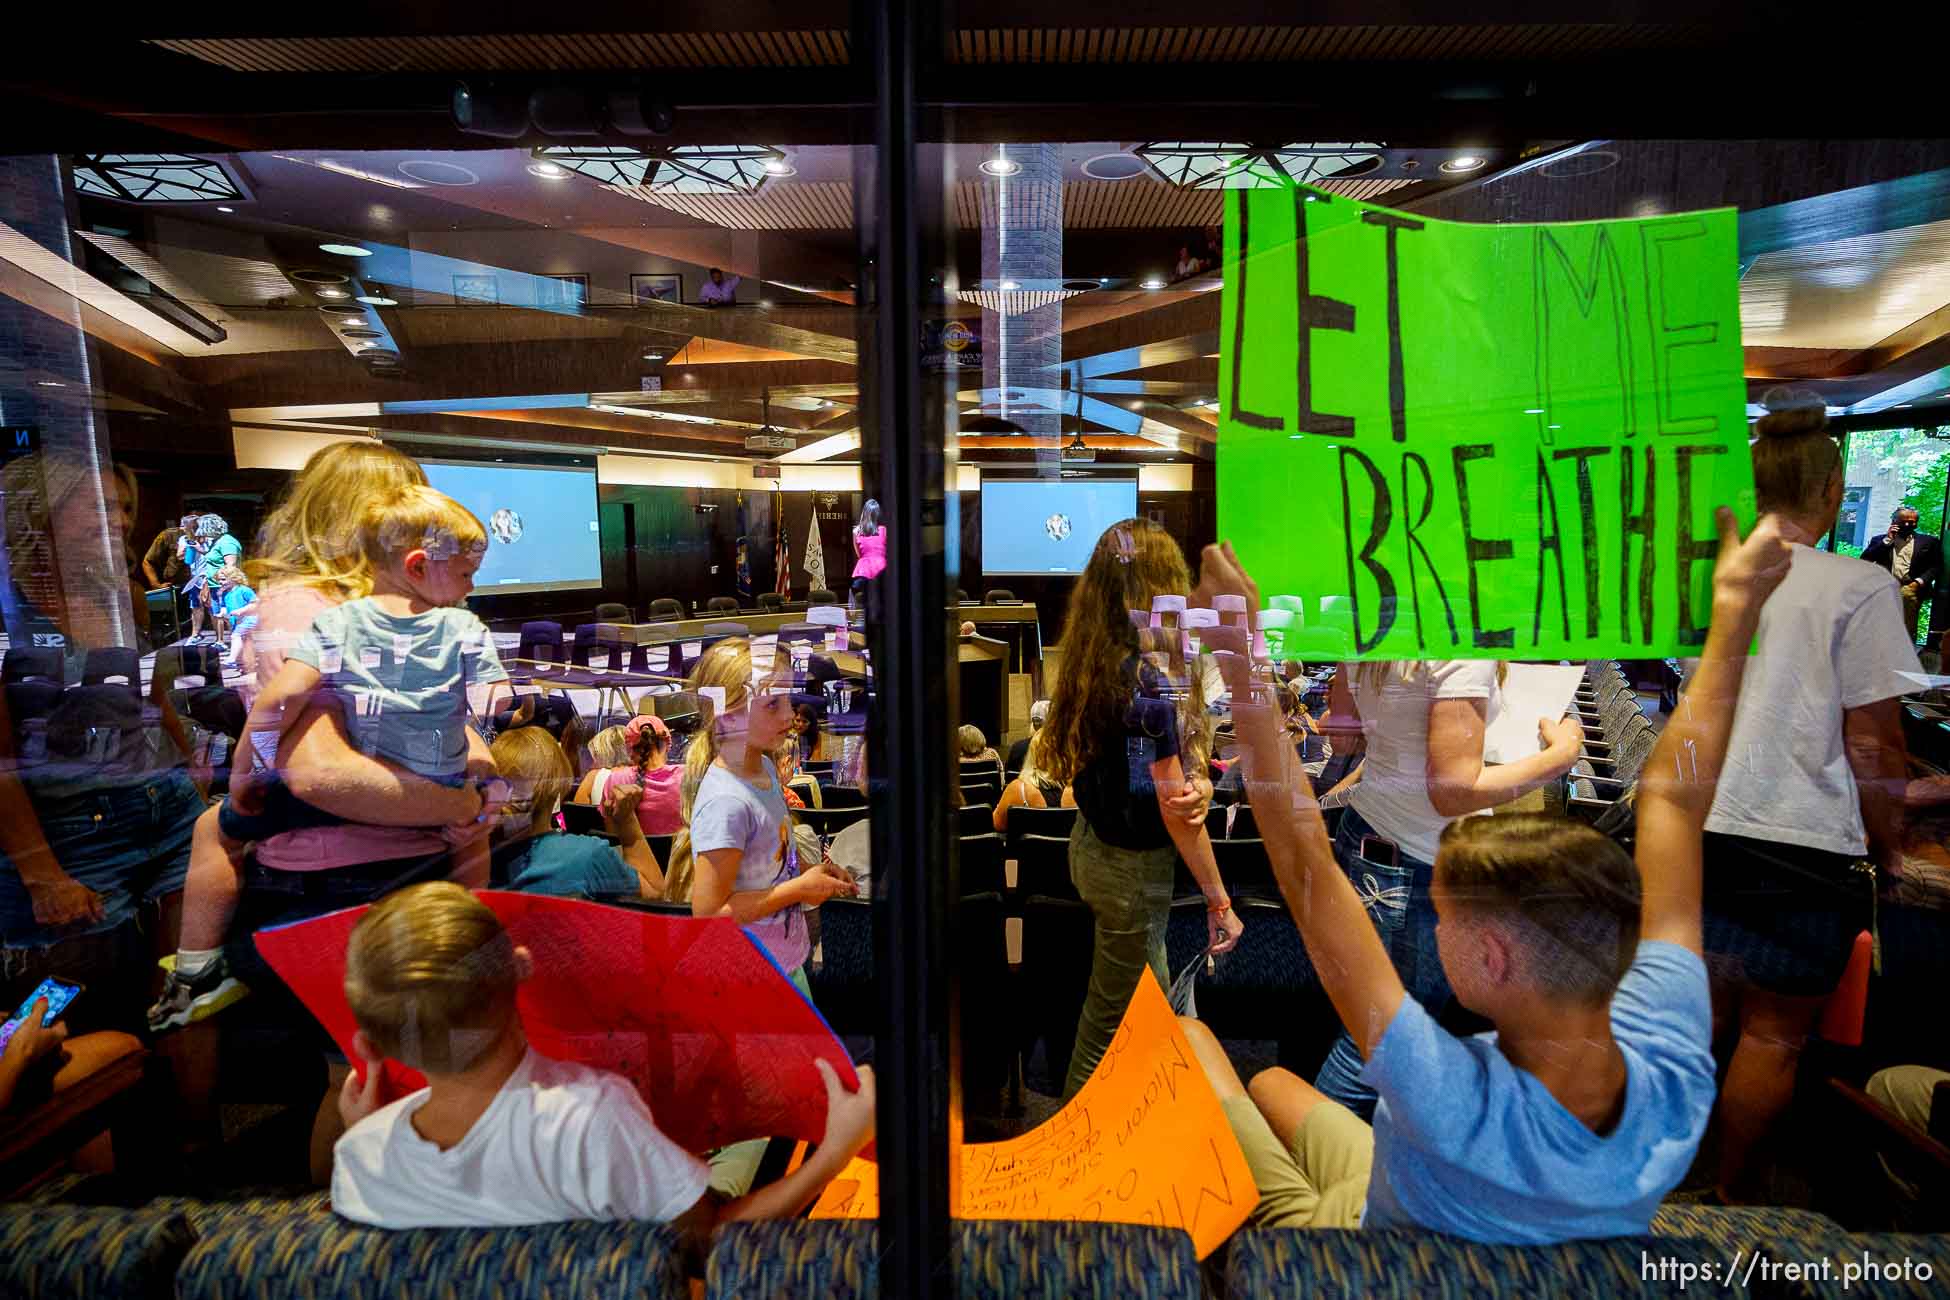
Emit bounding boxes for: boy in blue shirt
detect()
[1184,510,1794,1244]
[213,564,257,664]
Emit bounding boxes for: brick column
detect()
[0,155,134,653]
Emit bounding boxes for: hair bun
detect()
[1755,386,1829,439]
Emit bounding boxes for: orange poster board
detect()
[809,967,1257,1258]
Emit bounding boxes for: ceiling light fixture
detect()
[526,161,570,180]
[980,155,1022,178]
[642,351,665,362]
[763,159,797,177]
[36,380,65,387]
[354,295,398,306]
[315,287,350,299]
[999,280,1020,291]
[341,315,364,325]
[1140,276,1166,290]
[216,205,235,213]
[1440,155,1488,174]
[318,242,373,257]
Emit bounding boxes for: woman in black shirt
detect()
[1039,519,1242,1098]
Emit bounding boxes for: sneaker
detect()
[147,954,248,1033]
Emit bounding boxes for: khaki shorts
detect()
[1223,1093,1373,1229]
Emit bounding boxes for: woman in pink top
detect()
[850,498,886,608]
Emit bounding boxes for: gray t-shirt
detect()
[690,756,809,973]
[287,598,507,779]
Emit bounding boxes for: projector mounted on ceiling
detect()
[1060,434,1096,463]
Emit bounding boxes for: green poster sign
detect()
[1217,182,1754,661]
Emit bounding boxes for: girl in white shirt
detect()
[1314,659,1583,1115]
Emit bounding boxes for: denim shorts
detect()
[0,769,203,948]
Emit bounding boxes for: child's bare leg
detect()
[177,803,248,953]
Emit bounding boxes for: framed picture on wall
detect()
[451,273,498,306]
[632,273,682,306]
[536,274,587,308]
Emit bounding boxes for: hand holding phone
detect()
[0,977,82,1054]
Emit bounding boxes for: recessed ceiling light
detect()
[999,280,1020,291]
[526,161,570,180]
[1441,155,1488,174]
[316,287,350,299]
[354,295,398,306]
[1140,276,1166,290]
[318,243,373,257]
[36,380,65,388]
[642,351,664,362]
[340,315,364,325]
[216,205,235,213]
[763,159,796,177]
[980,155,1022,178]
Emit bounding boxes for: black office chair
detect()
[2,647,63,685]
[797,805,869,837]
[957,803,995,837]
[594,602,631,622]
[706,596,740,613]
[1004,804,1075,852]
[1013,834,1080,902]
[646,598,685,623]
[982,588,1017,604]
[808,588,838,604]
[81,647,141,688]
[817,784,869,810]
[958,832,1007,896]
[954,588,969,603]
[758,592,786,611]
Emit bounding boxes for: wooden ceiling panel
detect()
[149,30,852,73]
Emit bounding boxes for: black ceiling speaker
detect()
[451,82,529,140]
[608,88,676,136]
[528,85,607,137]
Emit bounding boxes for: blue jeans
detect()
[0,770,202,947]
[1312,805,1452,1119]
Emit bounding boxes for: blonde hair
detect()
[215,564,246,588]
[958,724,988,757]
[1,450,141,648]
[1437,814,1641,1007]
[365,484,486,568]
[246,442,427,601]
[586,724,631,770]
[490,725,574,839]
[344,882,518,1074]
[682,638,757,796]
[1749,396,1841,516]
[1040,518,1209,785]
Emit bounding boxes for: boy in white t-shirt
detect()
[331,881,875,1250]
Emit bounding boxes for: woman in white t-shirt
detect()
[1695,397,1917,1203]
[1313,658,1584,1115]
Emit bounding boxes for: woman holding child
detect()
[149,444,499,1032]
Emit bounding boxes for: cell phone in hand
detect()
[0,976,82,1051]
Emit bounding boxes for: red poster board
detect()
[255,891,857,1153]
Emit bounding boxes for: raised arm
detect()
[1636,510,1794,955]
[1197,557,1403,1057]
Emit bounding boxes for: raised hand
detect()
[1710,508,1796,618]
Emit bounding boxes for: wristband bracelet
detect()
[1206,897,1231,914]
